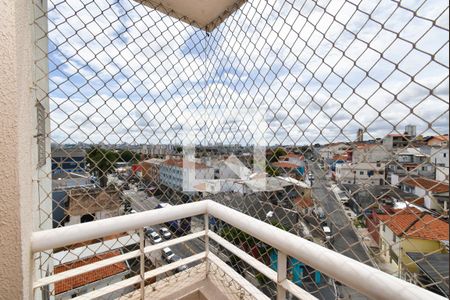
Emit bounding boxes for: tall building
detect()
[405,125,417,137]
[357,128,364,142]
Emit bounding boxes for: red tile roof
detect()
[54,250,127,295]
[295,196,314,209]
[405,197,425,207]
[377,212,449,241]
[281,153,305,159]
[429,135,449,142]
[272,161,300,169]
[332,154,348,161]
[403,177,449,193]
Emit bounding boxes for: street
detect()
[308,160,373,265]
[123,189,205,272]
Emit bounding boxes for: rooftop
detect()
[377,212,449,241]
[163,158,210,169]
[407,253,449,297]
[272,161,300,169]
[54,250,128,295]
[402,177,449,193]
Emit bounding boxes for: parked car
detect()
[159,227,171,239]
[170,255,188,273]
[130,209,137,214]
[144,227,156,236]
[313,207,326,221]
[322,225,332,242]
[162,247,175,263]
[148,231,163,244]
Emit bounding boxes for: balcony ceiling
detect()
[140,0,247,32]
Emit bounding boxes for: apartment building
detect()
[383,134,411,150]
[141,158,165,185]
[160,158,215,192]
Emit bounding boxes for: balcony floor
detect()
[122,262,258,300]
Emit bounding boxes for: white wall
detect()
[0,0,42,298]
[335,163,385,185]
[436,166,449,182]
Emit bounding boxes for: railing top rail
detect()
[31,201,207,252]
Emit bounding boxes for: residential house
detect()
[349,143,391,164]
[63,186,122,226]
[436,166,449,183]
[388,148,435,184]
[280,153,305,167]
[399,177,449,213]
[375,210,448,274]
[52,172,95,228]
[335,162,386,185]
[272,161,303,178]
[427,135,449,147]
[52,234,137,299]
[318,142,350,160]
[421,145,449,168]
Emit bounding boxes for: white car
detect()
[162,247,175,262]
[322,225,332,242]
[149,231,163,244]
[159,227,171,239]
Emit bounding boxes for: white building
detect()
[421,146,449,168]
[351,144,391,163]
[436,166,449,183]
[218,154,252,179]
[387,148,435,183]
[335,162,386,185]
[318,142,349,160]
[160,158,215,192]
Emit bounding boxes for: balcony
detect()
[1,0,449,299]
[32,200,444,300]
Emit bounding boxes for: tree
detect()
[268,147,287,162]
[87,147,119,187]
[119,150,140,163]
[266,165,281,177]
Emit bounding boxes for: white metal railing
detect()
[31,200,446,300]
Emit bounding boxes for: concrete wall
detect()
[0,0,35,299]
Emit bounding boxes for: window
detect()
[382,224,386,232]
[360,171,364,175]
[444,153,447,158]
[393,235,396,243]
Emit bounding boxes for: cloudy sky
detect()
[46,0,449,146]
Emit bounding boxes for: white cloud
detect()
[47,0,449,146]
